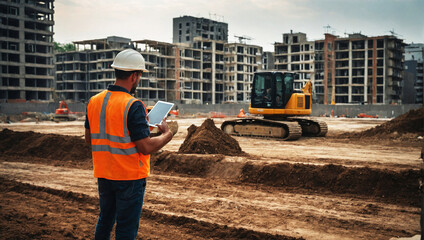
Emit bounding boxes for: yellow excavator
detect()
[221,71,327,140]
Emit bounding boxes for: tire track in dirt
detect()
[0,161,419,240]
[1,177,299,240]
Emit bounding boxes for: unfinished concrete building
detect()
[274,32,315,90]
[183,37,226,104]
[275,31,405,104]
[160,37,262,104]
[224,42,262,103]
[421,48,424,104]
[404,43,424,104]
[173,15,228,44]
[262,52,275,71]
[174,41,203,104]
[0,0,54,102]
[173,16,260,104]
[314,33,404,104]
[55,35,263,105]
[55,36,132,102]
[56,37,177,104]
[132,40,177,103]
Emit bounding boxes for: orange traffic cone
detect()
[237,109,246,118]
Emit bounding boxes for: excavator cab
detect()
[249,71,311,117]
[251,72,294,109]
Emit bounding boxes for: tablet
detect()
[147,101,175,127]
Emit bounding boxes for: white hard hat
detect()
[111,49,149,72]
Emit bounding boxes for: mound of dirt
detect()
[153,152,421,207]
[0,129,91,162]
[178,118,245,156]
[342,107,424,139]
[239,163,421,206]
[152,151,225,177]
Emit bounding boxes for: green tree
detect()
[63,43,75,52]
[54,42,76,52]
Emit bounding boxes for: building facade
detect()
[1,7,411,106]
[56,32,406,105]
[315,34,404,105]
[224,42,262,103]
[55,37,177,104]
[403,60,418,104]
[276,32,405,105]
[261,51,274,71]
[0,0,55,102]
[133,40,178,103]
[421,48,424,104]
[173,15,228,44]
[55,36,132,102]
[173,42,202,104]
[55,36,261,105]
[404,43,424,104]
[274,32,315,90]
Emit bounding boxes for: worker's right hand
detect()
[157,118,170,134]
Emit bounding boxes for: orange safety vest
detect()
[87,90,150,180]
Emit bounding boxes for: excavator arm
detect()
[301,80,313,94]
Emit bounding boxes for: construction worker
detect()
[84,48,173,240]
[263,88,272,102]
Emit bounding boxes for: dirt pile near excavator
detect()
[178,118,245,156]
[342,107,424,139]
[0,129,91,163]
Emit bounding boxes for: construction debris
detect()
[209,112,226,118]
[357,113,378,118]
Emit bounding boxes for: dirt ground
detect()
[0,114,423,240]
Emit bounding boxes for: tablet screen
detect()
[147,101,175,127]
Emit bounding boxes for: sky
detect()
[54,0,424,52]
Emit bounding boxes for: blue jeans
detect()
[94,178,146,240]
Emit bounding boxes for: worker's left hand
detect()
[157,118,170,134]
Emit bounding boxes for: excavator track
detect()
[221,117,302,141]
[53,114,77,122]
[290,118,328,137]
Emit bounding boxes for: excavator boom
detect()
[301,80,313,94]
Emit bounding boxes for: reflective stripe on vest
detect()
[90,91,138,155]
